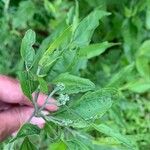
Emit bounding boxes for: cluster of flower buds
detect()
[56,83,65,91]
[57,94,70,106]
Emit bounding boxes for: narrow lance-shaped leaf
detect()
[146,0,150,30]
[39,26,72,67]
[79,42,118,59]
[20,29,36,69]
[136,40,150,80]
[66,0,79,32]
[93,124,136,149]
[120,78,150,93]
[107,63,134,87]
[52,72,95,94]
[72,9,110,47]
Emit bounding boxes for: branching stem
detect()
[38,88,59,112]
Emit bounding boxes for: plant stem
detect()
[38,88,58,112]
[26,67,41,123]
[33,90,40,113]
[27,110,36,123]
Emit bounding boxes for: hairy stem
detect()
[33,90,40,112]
[39,88,58,112]
[26,67,41,123]
[27,110,36,123]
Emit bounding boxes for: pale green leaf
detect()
[146,1,150,29]
[20,29,36,68]
[72,9,110,47]
[136,40,150,80]
[108,63,134,87]
[66,0,79,32]
[13,1,35,29]
[52,73,95,94]
[53,88,118,128]
[79,42,118,59]
[39,26,72,67]
[120,79,150,93]
[93,124,136,149]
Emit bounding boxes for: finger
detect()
[0,75,23,104]
[35,93,58,111]
[0,101,12,111]
[0,75,58,111]
[0,106,45,141]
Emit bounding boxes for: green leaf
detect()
[20,137,37,150]
[137,40,150,58]
[49,140,67,150]
[146,0,150,30]
[13,1,35,29]
[120,79,150,93]
[38,77,49,94]
[52,72,95,94]
[39,26,72,67]
[20,29,36,69]
[53,88,117,128]
[72,9,110,47]
[108,63,134,87]
[66,0,79,32]
[93,124,136,149]
[11,124,41,142]
[79,42,118,59]
[136,40,150,80]
[47,49,79,81]
[18,71,37,100]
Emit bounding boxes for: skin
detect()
[0,75,58,142]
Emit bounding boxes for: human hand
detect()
[0,75,58,141]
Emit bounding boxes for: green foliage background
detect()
[0,0,150,150]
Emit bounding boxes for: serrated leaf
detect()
[53,88,118,128]
[72,9,110,47]
[93,124,136,149]
[52,73,95,94]
[39,26,72,67]
[79,42,118,59]
[10,124,41,142]
[20,137,37,150]
[20,29,36,69]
